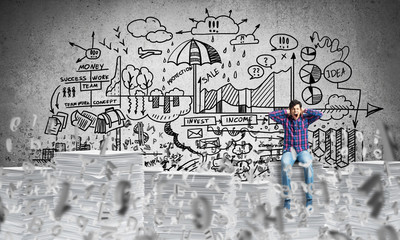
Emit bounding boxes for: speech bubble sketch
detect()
[270,33,298,51]
[323,61,352,84]
[247,65,264,79]
[256,54,276,68]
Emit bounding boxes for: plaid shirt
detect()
[269,109,323,153]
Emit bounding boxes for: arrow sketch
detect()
[177,9,245,35]
[50,85,61,114]
[230,24,260,46]
[316,94,383,125]
[70,32,101,62]
[310,31,350,61]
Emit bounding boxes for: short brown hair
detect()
[289,99,302,109]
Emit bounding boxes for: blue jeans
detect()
[281,150,314,203]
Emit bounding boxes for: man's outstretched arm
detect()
[269,109,288,124]
[303,108,323,124]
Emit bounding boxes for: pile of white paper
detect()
[320,167,353,237]
[143,168,163,235]
[268,161,326,239]
[52,151,143,239]
[233,181,282,240]
[153,171,235,240]
[347,161,400,239]
[2,153,400,240]
[0,166,54,240]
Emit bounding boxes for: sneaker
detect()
[284,199,291,209]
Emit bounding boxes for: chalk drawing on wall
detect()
[323,61,352,84]
[44,112,68,136]
[114,26,127,54]
[300,46,317,63]
[98,26,128,55]
[163,110,291,180]
[247,65,264,79]
[106,56,122,97]
[97,27,126,54]
[244,53,277,85]
[269,33,298,51]
[301,86,323,105]
[105,56,192,123]
[70,110,97,131]
[133,122,149,146]
[230,24,260,46]
[168,38,222,113]
[120,63,154,113]
[50,85,61,114]
[318,94,355,121]
[164,122,202,156]
[316,95,383,123]
[310,31,350,61]
[68,60,119,109]
[94,107,126,134]
[299,64,322,84]
[310,128,363,168]
[35,6,387,180]
[127,17,173,43]
[256,54,276,69]
[99,38,112,52]
[69,32,101,63]
[62,87,76,98]
[299,49,323,105]
[187,128,203,139]
[299,35,383,127]
[176,9,246,35]
[199,68,291,113]
[138,47,162,59]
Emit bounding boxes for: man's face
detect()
[290,104,301,120]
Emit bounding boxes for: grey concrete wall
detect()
[0,0,399,169]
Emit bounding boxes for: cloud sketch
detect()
[127,17,173,43]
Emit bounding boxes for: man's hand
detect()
[301,108,306,117]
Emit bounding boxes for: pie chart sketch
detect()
[300,47,316,62]
[302,86,323,105]
[299,64,322,84]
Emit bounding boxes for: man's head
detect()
[289,99,302,120]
